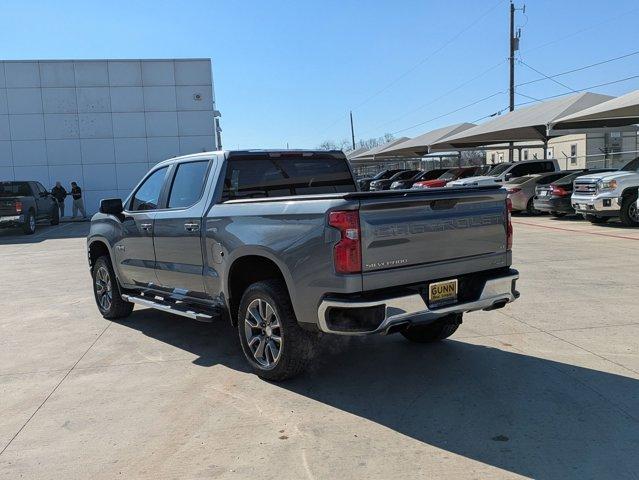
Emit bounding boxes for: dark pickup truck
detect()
[87,150,519,380]
[0,181,59,234]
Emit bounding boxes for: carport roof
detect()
[373,123,477,157]
[550,89,639,130]
[431,92,614,148]
[344,146,369,159]
[350,137,410,159]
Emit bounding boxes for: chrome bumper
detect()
[317,272,519,336]
[571,194,621,213]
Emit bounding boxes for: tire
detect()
[401,313,462,343]
[22,210,36,235]
[92,255,133,320]
[50,206,60,226]
[551,212,566,218]
[526,198,539,215]
[584,214,609,224]
[237,279,316,381]
[619,193,639,227]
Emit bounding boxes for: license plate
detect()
[428,279,458,307]
[539,191,548,196]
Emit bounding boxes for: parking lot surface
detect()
[1,217,638,479]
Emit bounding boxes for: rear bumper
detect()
[0,214,24,227]
[533,196,573,213]
[317,269,519,335]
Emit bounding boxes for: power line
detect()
[359,59,507,136]
[518,59,577,93]
[390,72,639,136]
[516,49,639,88]
[315,0,506,137]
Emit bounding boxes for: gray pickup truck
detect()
[87,150,519,380]
[0,181,60,234]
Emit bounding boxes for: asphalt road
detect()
[1,216,638,479]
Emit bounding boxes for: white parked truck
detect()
[571,157,639,226]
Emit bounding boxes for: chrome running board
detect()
[121,294,214,322]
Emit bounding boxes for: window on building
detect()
[522,149,529,161]
[491,153,496,163]
[498,153,504,161]
[570,144,578,165]
[547,147,554,159]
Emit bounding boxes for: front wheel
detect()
[583,214,609,224]
[619,194,639,227]
[551,211,566,218]
[92,256,133,319]
[401,313,462,343]
[22,210,36,234]
[237,279,316,381]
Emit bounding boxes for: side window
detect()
[509,165,525,177]
[544,161,555,172]
[130,167,168,211]
[167,161,209,208]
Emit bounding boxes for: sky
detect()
[1,0,638,150]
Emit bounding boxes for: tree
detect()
[317,133,395,152]
[461,150,485,166]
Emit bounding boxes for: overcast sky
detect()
[2,0,638,150]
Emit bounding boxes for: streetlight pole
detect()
[350,111,356,150]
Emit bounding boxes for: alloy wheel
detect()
[95,266,113,311]
[244,298,282,369]
[629,202,639,223]
[29,214,35,231]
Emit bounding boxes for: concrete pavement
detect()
[0,217,638,479]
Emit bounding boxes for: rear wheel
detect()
[551,211,566,218]
[526,198,539,215]
[401,313,462,343]
[92,256,133,319]
[584,214,609,224]
[22,210,36,234]
[237,279,316,381]
[619,193,639,227]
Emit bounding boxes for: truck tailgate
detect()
[357,187,509,290]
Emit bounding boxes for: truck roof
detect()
[154,149,347,167]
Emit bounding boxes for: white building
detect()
[0,58,220,213]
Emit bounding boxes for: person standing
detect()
[51,181,67,218]
[70,181,87,219]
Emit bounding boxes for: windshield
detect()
[621,157,639,172]
[437,169,459,180]
[0,182,30,197]
[488,163,512,176]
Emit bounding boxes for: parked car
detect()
[506,171,576,214]
[87,149,519,380]
[357,169,403,191]
[389,168,449,190]
[412,166,483,189]
[571,157,639,226]
[534,169,615,217]
[0,181,59,234]
[447,159,560,187]
[369,169,422,191]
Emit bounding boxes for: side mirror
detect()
[39,191,49,198]
[100,198,123,216]
[504,173,513,181]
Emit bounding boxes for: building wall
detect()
[485,127,638,170]
[0,59,218,214]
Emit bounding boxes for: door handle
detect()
[140,223,152,232]
[184,222,200,232]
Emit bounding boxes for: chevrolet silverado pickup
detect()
[0,181,59,234]
[87,150,519,380]
[571,157,639,226]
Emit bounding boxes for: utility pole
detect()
[349,111,356,150]
[508,1,524,161]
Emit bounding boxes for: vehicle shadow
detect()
[118,309,639,479]
[0,221,90,245]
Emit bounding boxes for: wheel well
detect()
[622,187,638,200]
[228,256,286,318]
[88,241,110,268]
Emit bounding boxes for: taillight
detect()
[507,187,521,194]
[506,198,513,251]
[14,200,23,214]
[551,185,569,197]
[328,210,362,274]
